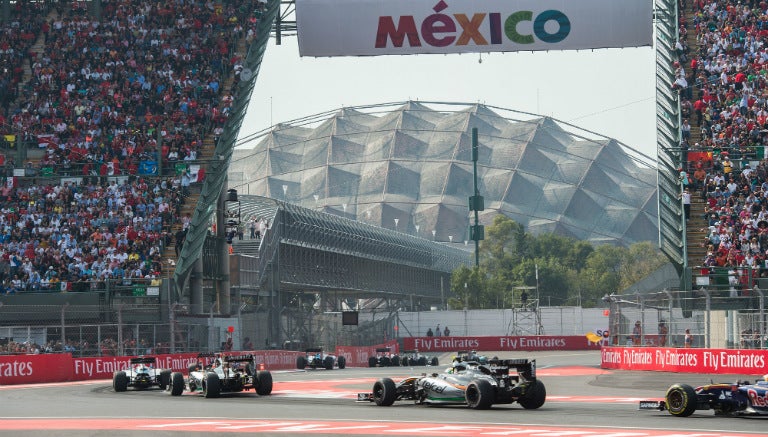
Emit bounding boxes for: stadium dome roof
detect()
[230,101,658,246]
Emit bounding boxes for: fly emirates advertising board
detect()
[296,0,652,57]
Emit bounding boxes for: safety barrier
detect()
[402,335,603,352]
[600,346,768,374]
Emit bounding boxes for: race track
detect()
[1,351,766,437]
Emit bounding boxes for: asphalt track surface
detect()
[1,350,767,437]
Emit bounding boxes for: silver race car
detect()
[112,356,172,392]
[358,358,545,410]
[170,353,272,398]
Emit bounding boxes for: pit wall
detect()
[600,346,768,374]
[0,340,400,385]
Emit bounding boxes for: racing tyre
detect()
[323,356,334,370]
[255,370,273,395]
[466,379,494,410]
[296,356,307,369]
[113,371,129,392]
[372,378,397,406]
[380,356,391,367]
[518,380,546,409]
[430,357,439,366]
[665,383,697,417]
[159,369,172,390]
[400,357,409,366]
[170,372,185,396]
[337,356,346,369]
[368,356,377,368]
[203,372,221,398]
[417,356,427,366]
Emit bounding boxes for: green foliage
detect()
[451,216,666,309]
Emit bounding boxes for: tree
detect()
[450,213,667,309]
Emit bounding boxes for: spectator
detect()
[443,326,450,336]
[426,328,433,337]
[684,329,693,348]
[632,321,642,346]
[435,324,442,337]
[657,320,668,347]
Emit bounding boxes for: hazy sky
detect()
[238,37,657,159]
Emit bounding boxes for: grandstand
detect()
[0,0,271,354]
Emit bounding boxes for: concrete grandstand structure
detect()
[230,101,659,246]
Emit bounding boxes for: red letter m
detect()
[376,16,421,48]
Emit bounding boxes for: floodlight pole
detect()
[469,128,484,268]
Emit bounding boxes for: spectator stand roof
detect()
[230,101,659,247]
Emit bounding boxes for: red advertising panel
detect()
[601,346,768,374]
[71,353,201,380]
[402,336,601,352]
[250,350,303,370]
[335,340,399,367]
[0,353,73,385]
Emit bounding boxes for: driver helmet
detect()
[763,374,768,382]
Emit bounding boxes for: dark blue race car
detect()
[639,376,768,417]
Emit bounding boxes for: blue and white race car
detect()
[296,347,346,370]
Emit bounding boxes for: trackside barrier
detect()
[335,340,399,367]
[402,335,602,352]
[600,346,768,374]
[0,350,303,385]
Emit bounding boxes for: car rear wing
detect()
[305,348,323,353]
[224,354,255,363]
[375,347,391,353]
[197,352,216,358]
[129,357,157,365]
[491,358,536,381]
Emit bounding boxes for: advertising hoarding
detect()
[297,0,652,57]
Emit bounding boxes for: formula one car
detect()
[639,377,768,417]
[170,353,272,398]
[113,356,172,392]
[368,347,400,367]
[453,350,491,365]
[358,358,545,410]
[400,349,439,367]
[296,347,346,370]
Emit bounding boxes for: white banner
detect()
[296,0,652,57]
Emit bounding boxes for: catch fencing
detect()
[604,287,767,350]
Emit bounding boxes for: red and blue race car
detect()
[639,376,768,417]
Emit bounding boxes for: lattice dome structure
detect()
[230,101,658,246]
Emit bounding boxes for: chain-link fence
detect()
[604,287,767,350]
[0,303,210,356]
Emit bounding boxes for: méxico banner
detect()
[296,0,652,57]
[601,346,768,374]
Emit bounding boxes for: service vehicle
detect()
[113,356,172,392]
[170,353,272,398]
[296,347,346,370]
[358,358,545,410]
[639,376,768,417]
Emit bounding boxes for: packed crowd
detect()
[0,336,172,356]
[0,0,266,293]
[0,176,181,293]
[678,0,768,286]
